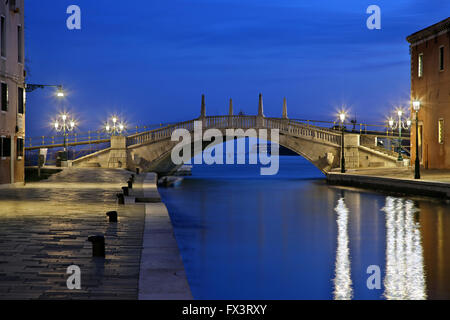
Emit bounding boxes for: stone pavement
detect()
[343,167,450,183]
[138,174,192,300]
[0,168,146,299]
[328,167,450,199]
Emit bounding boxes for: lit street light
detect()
[54,113,76,153]
[388,109,411,162]
[26,84,65,97]
[339,111,346,173]
[105,116,125,136]
[413,100,421,179]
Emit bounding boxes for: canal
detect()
[158,155,450,300]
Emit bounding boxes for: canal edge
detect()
[137,172,193,300]
[326,172,450,199]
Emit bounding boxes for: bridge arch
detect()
[125,117,342,175]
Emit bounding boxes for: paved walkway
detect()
[0,168,145,299]
[328,167,450,199]
[138,174,192,300]
[343,167,450,183]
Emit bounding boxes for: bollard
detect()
[136,168,140,175]
[116,193,124,205]
[131,174,135,182]
[106,211,118,223]
[122,186,129,196]
[127,179,133,189]
[87,235,105,257]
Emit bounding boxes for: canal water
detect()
[159,155,450,300]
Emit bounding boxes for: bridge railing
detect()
[206,115,257,129]
[25,123,176,150]
[264,118,342,145]
[126,119,196,146]
[288,118,411,138]
[25,130,111,150]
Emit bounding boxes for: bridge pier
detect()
[108,136,128,168]
[343,134,360,169]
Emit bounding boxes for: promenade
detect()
[0,168,191,299]
[327,167,450,198]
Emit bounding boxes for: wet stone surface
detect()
[0,168,145,300]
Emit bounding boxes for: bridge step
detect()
[368,162,385,168]
[82,162,101,168]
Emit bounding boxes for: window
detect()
[18,87,24,114]
[1,83,7,111]
[17,25,22,63]
[16,138,23,158]
[418,53,424,77]
[440,46,445,71]
[439,118,444,144]
[0,17,5,58]
[0,136,11,158]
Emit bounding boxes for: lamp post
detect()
[105,116,125,136]
[339,111,346,173]
[388,109,411,162]
[413,100,421,179]
[54,114,76,166]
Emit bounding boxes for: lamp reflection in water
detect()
[382,197,427,300]
[333,197,353,300]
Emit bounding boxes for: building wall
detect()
[410,29,450,169]
[0,0,25,185]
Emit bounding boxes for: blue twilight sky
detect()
[25,0,450,136]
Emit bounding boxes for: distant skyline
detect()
[25,0,450,136]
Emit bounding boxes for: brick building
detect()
[407,17,450,169]
[0,0,25,186]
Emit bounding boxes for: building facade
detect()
[0,0,25,186]
[407,17,450,169]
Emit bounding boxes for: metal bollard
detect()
[106,211,118,223]
[127,179,133,189]
[131,174,135,182]
[136,168,140,175]
[122,186,129,196]
[116,193,124,205]
[87,235,105,257]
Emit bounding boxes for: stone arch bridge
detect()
[68,95,405,175]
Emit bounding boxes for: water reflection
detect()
[333,197,353,300]
[382,197,427,300]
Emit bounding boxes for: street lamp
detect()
[413,100,421,179]
[26,84,65,97]
[105,116,125,136]
[388,109,411,162]
[339,111,346,173]
[54,113,76,152]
